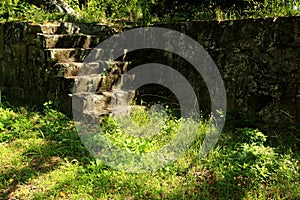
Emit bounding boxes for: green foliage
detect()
[0,0,81,23]
[1,0,299,25]
[236,128,267,144]
[99,107,184,154]
[0,0,39,22]
[193,128,299,199]
[0,103,299,199]
[148,0,300,22]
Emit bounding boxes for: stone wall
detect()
[0,22,46,105]
[124,17,300,127]
[153,17,300,126]
[0,17,299,127]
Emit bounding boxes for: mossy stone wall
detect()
[150,17,300,126]
[0,17,299,127]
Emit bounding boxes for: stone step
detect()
[74,73,136,93]
[45,48,99,62]
[74,105,145,123]
[71,74,119,93]
[28,22,115,35]
[60,68,137,93]
[72,90,135,114]
[53,61,129,77]
[38,33,108,48]
[27,22,61,34]
[72,92,112,114]
[84,105,145,121]
[59,73,134,94]
[73,109,111,122]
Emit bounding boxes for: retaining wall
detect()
[0,17,299,127]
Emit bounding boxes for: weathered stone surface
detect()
[72,92,112,113]
[0,18,300,127]
[53,61,129,77]
[0,25,4,60]
[40,34,107,48]
[27,22,115,35]
[72,90,135,114]
[144,17,300,126]
[45,48,94,62]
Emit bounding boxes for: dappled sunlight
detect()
[0,104,299,199]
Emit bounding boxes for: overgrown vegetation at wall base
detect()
[1,0,300,25]
[0,103,299,199]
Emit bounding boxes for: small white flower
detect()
[293,5,298,10]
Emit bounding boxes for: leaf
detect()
[60,191,67,198]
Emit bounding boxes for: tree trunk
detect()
[27,0,81,18]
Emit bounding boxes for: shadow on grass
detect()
[0,135,92,199]
[1,104,299,199]
[0,104,92,199]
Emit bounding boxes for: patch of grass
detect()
[0,103,299,199]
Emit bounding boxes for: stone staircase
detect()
[30,22,135,120]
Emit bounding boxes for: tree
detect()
[26,0,81,18]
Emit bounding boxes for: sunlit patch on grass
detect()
[0,103,299,199]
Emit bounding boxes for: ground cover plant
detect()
[1,0,300,25]
[0,102,299,199]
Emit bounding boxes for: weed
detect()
[0,103,299,199]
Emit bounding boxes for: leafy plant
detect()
[1,0,300,25]
[236,128,267,144]
[0,102,299,199]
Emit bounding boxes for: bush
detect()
[1,0,299,25]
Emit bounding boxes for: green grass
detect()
[0,102,299,199]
